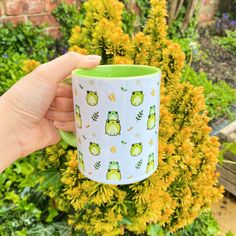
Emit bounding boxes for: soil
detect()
[192,36,236,89]
[211,192,236,235]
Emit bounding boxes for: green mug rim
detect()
[72,64,161,80]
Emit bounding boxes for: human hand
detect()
[0,52,101,171]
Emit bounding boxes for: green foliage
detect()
[136,0,151,26]
[0,52,26,95]
[214,30,236,56]
[52,3,83,48]
[0,23,55,62]
[0,152,70,235]
[147,211,220,236]
[219,141,236,165]
[182,67,236,120]
[168,2,199,40]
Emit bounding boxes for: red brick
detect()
[28,14,58,26]
[46,26,60,38]
[44,0,59,12]
[202,0,211,5]
[0,4,3,17]
[199,13,213,23]
[5,0,43,16]
[2,16,26,24]
[64,0,76,4]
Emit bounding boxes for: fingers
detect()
[45,110,74,122]
[50,97,74,112]
[32,52,101,84]
[53,121,76,132]
[56,84,73,98]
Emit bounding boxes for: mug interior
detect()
[73,65,160,79]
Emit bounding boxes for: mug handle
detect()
[58,76,77,148]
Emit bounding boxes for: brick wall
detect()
[0,0,80,38]
[0,0,220,38]
[199,0,220,24]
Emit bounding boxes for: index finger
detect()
[33,52,101,84]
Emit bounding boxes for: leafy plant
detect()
[182,66,236,120]
[52,3,84,49]
[214,30,236,56]
[218,141,236,165]
[0,23,55,62]
[35,0,224,235]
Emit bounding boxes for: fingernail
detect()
[54,121,64,128]
[86,55,101,61]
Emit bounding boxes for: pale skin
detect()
[0,52,101,172]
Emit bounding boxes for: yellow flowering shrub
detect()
[38,0,223,235]
[22,59,40,74]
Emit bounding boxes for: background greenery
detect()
[0,0,235,235]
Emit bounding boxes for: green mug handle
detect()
[58,76,77,148]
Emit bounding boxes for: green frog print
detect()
[75,105,82,128]
[89,142,101,156]
[105,111,121,136]
[130,91,144,106]
[86,91,98,106]
[147,105,156,130]
[146,153,155,174]
[106,161,121,181]
[130,142,143,156]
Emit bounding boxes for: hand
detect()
[0,52,101,171]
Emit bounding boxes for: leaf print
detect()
[136,110,143,121]
[149,138,154,145]
[92,132,97,138]
[86,124,90,128]
[121,87,127,92]
[91,112,99,122]
[128,175,133,179]
[79,84,83,89]
[121,140,127,145]
[127,127,133,131]
[135,159,143,169]
[94,161,101,170]
[151,88,155,96]
[135,133,140,138]
[108,93,116,102]
[110,146,117,153]
[82,135,87,140]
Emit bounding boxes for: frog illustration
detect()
[89,142,101,156]
[78,151,85,172]
[86,91,98,106]
[105,111,121,136]
[107,111,119,121]
[130,143,143,156]
[147,105,156,130]
[130,91,144,106]
[106,161,121,181]
[146,153,155,174]
[75,105,82,128]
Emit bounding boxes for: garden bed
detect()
[192,36,236,89]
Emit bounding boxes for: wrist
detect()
[0,97,22,172]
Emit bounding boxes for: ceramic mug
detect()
[60,65,161,185]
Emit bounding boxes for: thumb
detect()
[31,52,101,84]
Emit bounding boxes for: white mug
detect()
[60,65,161,185]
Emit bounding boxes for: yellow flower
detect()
[22,59,40,73]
